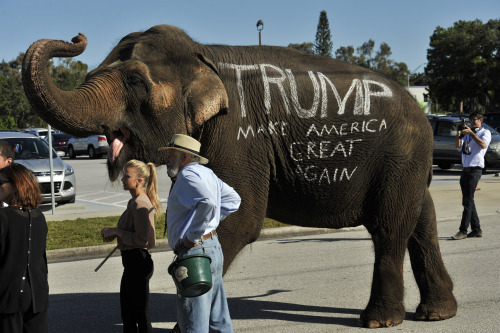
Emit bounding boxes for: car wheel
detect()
[68,146,76,159]
[88,146,96,159]
[437,162,454,170]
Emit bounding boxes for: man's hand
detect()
[183,237,199,249]
[460,125,474,135]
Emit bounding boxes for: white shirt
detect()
[460,127,491,168]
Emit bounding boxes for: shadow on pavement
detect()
[229,289,362,327]
[49,288,430,331]
[276,237,371,245]
[49,292,175,332]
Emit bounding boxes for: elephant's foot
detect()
[357,318,403,328]
[414,299,457,321]
[357,303,405,328]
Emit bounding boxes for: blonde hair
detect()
[124,159,161,214]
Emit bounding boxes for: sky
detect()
[1,0,499,74]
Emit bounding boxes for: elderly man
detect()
[160,134,241,333]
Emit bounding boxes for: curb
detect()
[46,226,365,264]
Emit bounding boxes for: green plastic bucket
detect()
[168,254,212,297]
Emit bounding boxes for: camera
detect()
[462,141,471,155]
[457,118,467,131]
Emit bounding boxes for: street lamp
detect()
[256,20,264,46]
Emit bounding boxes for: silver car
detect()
[0,132,76,204]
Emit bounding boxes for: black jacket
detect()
[0,207,48,313]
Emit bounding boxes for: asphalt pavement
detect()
[45,173,500,332]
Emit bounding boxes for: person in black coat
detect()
[0,163,48,333]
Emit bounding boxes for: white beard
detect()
[167,165,179,178]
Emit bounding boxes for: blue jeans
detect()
[459,168,482,234]
[176,236,233,333]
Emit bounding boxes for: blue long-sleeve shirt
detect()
[166,162,241,250]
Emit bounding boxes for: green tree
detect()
[0,54,33,128]
[288,42,314,54]
[334,40,410,86]
[426,19,500,113]
[335,45,356,63]
[356,39,375,68]
[0,54,88,129]
[314,10,333,57]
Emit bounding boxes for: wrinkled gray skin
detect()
[22,25,457,328]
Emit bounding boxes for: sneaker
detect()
[451,231,467,240]
[467,230,483,238]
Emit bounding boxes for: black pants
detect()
[121,248,154,333]
[0,280,48,333]
[459,167,482,233]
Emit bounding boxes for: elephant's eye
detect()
[127,73,144,86]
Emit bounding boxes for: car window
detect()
[428,120,436,133]
[3,137,57,160]
[436,121,457,137]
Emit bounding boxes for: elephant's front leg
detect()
[358,231,408,328]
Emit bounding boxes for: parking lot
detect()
[40,156,500,221]
[41,157,172,220]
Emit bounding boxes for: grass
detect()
[46,213,288,250]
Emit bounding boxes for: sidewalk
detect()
[46,177,500,263]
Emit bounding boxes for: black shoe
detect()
[467,230,483,238]
[451,231,467,240]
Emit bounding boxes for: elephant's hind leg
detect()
[408,189,457,321]
[358,226,408,328]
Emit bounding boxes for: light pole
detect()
[256,20,264,46]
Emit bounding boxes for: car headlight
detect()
[65,165,74,175]
[488,142,500,152]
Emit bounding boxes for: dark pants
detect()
[0,279,48,333]
[120,248,154,333]
[459,168,482,234]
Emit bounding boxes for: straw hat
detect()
[158,134,209,164]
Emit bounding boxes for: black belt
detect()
[464,166,482,171]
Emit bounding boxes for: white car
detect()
[0,132,76,204]
[67,135,109,159]
[27,127,49,138]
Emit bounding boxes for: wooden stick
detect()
[94,246,119,272]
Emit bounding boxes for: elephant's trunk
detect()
[22,33,126,137]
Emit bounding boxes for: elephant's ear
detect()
[185,54,229,134]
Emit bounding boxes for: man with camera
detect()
[452,112,491,240]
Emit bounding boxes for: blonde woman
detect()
[101,160,160,333]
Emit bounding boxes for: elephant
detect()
[22,25,457,328]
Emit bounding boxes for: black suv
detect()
[482,112,500,131]
[428,115,500,170]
